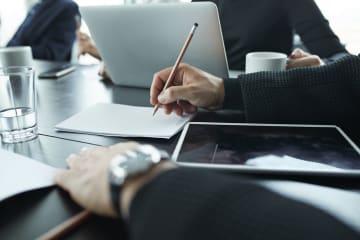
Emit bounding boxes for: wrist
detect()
[120,161,176,219]
[207,77,224,110]
[108,145,172,219]
[217,77,225,109]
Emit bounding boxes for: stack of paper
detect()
[0,149,56,202]
[55,103,194,139]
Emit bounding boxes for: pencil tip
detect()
[153,106,158,116]
[194,23,199,27]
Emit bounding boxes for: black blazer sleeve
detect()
[282,0,348,58]
[128,168,359,240]
[223,55,360,129]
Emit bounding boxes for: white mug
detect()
[0,46,33,67]
[245,52,287,74]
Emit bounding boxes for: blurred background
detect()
[0,0,359,60]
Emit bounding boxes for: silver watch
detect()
[108,144,169,215]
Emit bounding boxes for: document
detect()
[55,103,194,139]
[0,149,56,202]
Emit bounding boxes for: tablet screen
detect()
[175,124,360,171]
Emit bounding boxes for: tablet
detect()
[172,122,360,176]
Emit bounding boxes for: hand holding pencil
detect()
[150,23,225,116]
[152,23,199,116]
[150,63,225,116]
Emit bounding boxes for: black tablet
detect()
[172,123,360,176]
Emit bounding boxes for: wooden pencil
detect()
[36,210,92,240]
[153,23,199,116]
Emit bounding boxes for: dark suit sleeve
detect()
[282,0,348,58]
[223,55,360,129]
[31,2,79,61]
[128,168,359,240]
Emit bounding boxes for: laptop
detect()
[80,2,229,88]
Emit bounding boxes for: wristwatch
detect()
[108,144,169,216]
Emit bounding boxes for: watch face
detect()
[138,145,162,164]
[110,144,167,183]
[110,155,127,184]
[112,166,126,179]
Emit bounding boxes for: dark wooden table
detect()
[0,61,359,239]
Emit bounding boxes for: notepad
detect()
[0,149,56,202]
[55,103,194,139]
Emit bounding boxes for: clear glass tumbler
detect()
[0,67,37,143]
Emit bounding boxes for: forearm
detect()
[222,77,244,110]
[286,0,348,57]
[237,55,360,126]
[322,52,350,64]
[128,168,358,240]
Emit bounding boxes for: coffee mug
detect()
[245,52,287,74]
[0,46,33,67]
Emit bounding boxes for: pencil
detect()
[36,210,92,240]
[153,22,199,116]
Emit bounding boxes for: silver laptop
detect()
[80,2,229,88]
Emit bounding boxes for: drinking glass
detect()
[0,67,37,143]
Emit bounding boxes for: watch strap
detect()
[110,177,122,216]
[108,145,169,217]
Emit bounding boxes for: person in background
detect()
[78,0,348,78]
[7,0,79,61]
[192,0,349,70]
[56,55,360,239]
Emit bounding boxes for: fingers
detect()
[160,101,197,116]
[64,142,140,170]
[289,48,308,59]
[150,64,191,105]
[150,63,215,114]
[54,169,73,191]
[108,141,139,155]
[178,100,197,114]
[162,103,176,115]
[65,146,107,171]
[66,154,79,169]
[157,85,196,116]
[288,48,323,69]
[98,65,110,79]
[158,85,193,105]
[150,67,173,105]
[78,32,90,41]
[287,55,323,69]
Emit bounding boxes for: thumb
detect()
[158,86,193,104]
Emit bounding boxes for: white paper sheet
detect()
[55,103,194,139]
[0,149,56,202]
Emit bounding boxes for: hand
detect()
[55,142,140,218]
[287,48,324,69]
[77,31,101,60]
[98,62,111,79]
[150,63,225,116]
[55,142,175,219]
